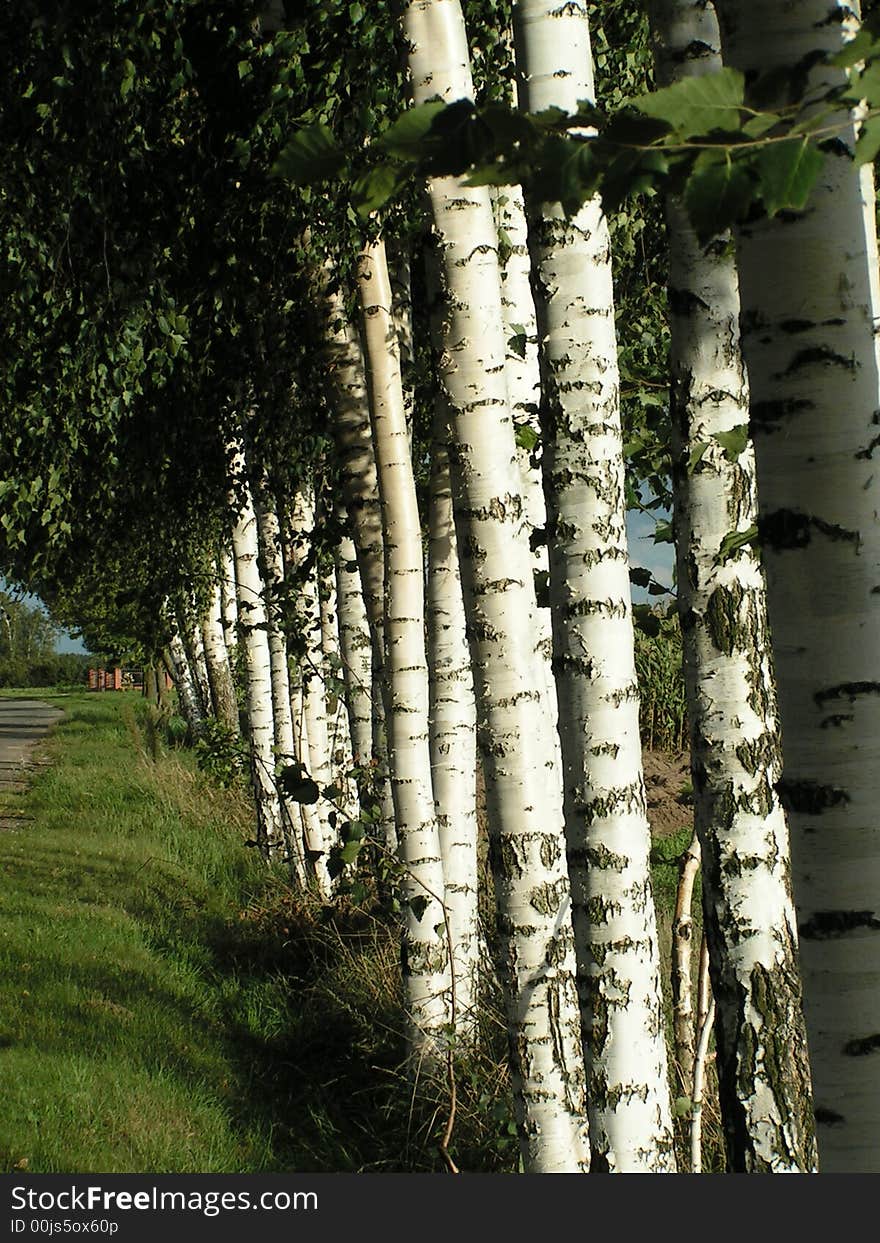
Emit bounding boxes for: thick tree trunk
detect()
[715,0,880,1173]
[358,236,452,1054]
[651,0,817,1172]
[402,0,591,1172]
[512,0,675,1171]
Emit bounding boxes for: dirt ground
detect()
[643,749,693,839]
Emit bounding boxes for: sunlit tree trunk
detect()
[715,0,880,1173]
[427,419,480,1041]
[650,0,817,1172]
[358,236,452,1053]
[335,525,373,770]
[200,575,239,734]
[402,0,590,1171]
[228,439,285,861]
[512,0,674,1171]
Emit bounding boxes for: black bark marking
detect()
[776,779,850,816]
[799,910,880,939]
[759,509,860,551]
[780,346,856,375]
[842,1034,880,1057]
[750,398,813,431]
[814,681,880,709]
[814,1106,846,1126]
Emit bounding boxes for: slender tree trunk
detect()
[219,546,239,651]
[322,283,398,855]
[166,621,206,735]
[201,576,239,734]
[320,562,358,822]
[671,830,701,1102]
[335,525,374,769]
[427,421,480,1041]
[257,493,310,889]
[512,0,675,1171]
[286,485,336,893]
[358,236,452,1053]
[402,0,591,1171]
[650,0,817,1172]
[228,440,285,861]
[715,0,880,1173]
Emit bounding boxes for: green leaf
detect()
[688,441,710,474]
[683,151,755,244]
[120,59,136,99]
[272,124,346,183]
[377,100,447,159]
[711,424,749,461]
[633,604,662,638]
[855,115,880,166]
[632,68,745,139]
[755,137,823,216]
[514,421,538,450]
[352,163,409,217]
[716,524,759,564]
[830,30,878,69]
[653,520,674,544]
[279,762,320,803]
[629,566,652,588]
[409,895,430,922]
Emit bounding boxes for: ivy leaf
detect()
[273,124,346,183]
[684,151,755,244]
[632,68,745,139]
[755,137,823,216]
[711,425,749,462]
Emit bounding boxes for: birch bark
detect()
[358,237,452,1053]
[402,0,591,1171]
[200,576,240,735]
[322,284,398,854]
[427,422,480,1040]
[715,0,880,1173]
[512,0,675,1171]
[335,526,374,770]
[228,440,285,861]
[651,0,817,1172]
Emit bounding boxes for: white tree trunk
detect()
[320,562,358,823]
[335,526,374,770]
[716,0,880,1173]
[427,422,480,1041]
[167,621,206,735]
[286,485,335,895]
[358,236,452,1053]
[201,576,239,734]
[219,545,239,651]
[512,0,675,1171]
[651,0,817,1172]
[402,0,591,1172]
[323,282,398,855]
[228,440,285,861]
[256,494,310,889]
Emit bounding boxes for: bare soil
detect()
[643,749,693,839]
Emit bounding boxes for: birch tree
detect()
[651,0,817,1172]
[714,0,880,1173]
[401,0,591,1172]
[512,0,675,1171]
[358,236,452,1055]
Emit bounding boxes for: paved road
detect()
[0,698,64,791]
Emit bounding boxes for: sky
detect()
[0,578,90,655]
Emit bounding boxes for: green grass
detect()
[0,693,515,1174]
[0,689,720,1174]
